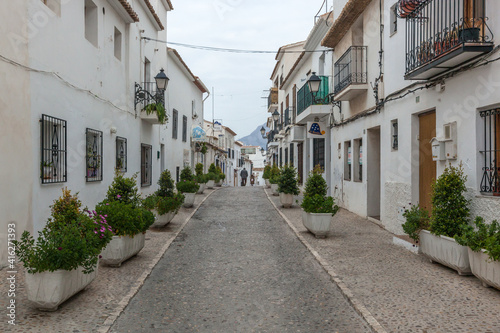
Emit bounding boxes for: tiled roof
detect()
[117,0,139,22]
[143,0,165,30]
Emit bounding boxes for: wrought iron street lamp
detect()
[134,68,170,110]
[307,72,321,94]
[272,110,280,122]
[260,126,266,137]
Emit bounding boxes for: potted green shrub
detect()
[96,173,154,267]
[206,163,218,189]
[41,161,54,179]
[195,163,207,194]
[300,166,339,238]
[216,166,224,186]
[277,164,300,208]
[263,165,272,188]
[14,189,113,311]
[269,164,280,196]
[143,170,184,228]
[456,217,500,289]
[419,163,472,275]
[402,204,430,244]
[142,102,167,124]
[177,166,199,208]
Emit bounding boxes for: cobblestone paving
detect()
[266,188,500,333]
[110,187,370,332]
[0,189,217,333]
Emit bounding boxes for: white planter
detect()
[100,233,145,267]
[265,179,271,188]
[183,192,196,208]
[279,193,294,208]
[468,248,500,290]
[271,184,279,196]
[25,265,97,311]
[151,210,176,228]
[206,180,215,189]
[419,230,472,275]
[216,180,223,187]
[302,211,332,238]
[197,183,206,194]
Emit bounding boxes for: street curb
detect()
[264,188,388,333]
[98,189,219,333]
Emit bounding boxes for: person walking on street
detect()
[250,173,255,186]
[240,168,248,186]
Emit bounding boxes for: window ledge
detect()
[476,194,500,200]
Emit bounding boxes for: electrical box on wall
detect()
[431,138,446,161]
[443,122,457,160]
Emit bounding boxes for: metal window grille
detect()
[290,143,294,166]
[116,136,127,172]
[40,114,67,184]
[182,115,187,142]
[279,147,283,166]
[392,121,399,150]
[480,109,500,194]
[313,138,325,170]
[172,109,178,139]
[141,144,152,186]
[86,128,103,182]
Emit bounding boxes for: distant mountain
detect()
[238,123,269,148]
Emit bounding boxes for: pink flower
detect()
[117,195,121,198]
[99,255,102,259]
[94,231,98,234]
[58,247,62,251]
[106,203,109,206]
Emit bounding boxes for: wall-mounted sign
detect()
[192,126,206,142]
[214,120,222,132]
[306,121,326,139]
[348,147,352,165]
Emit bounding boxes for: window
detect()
[40,114,67,184]
[176,166,180,183]
[114,27,122,60]
[232,149,234,159]
[344,141,351,181]
[353,139,363,182]
[86,128,103,182]
[479,109,500,194]
[84,0,98,47]
[116,137,127,172]
[313,138,325,170]
[141,144,152,186]
[182,115,187,142]
[42,0,61,16]
[390,3,397,36]
[279,147,283,166]
[290,143,294,166]
[172,109,178,139]
[392,119,399,150]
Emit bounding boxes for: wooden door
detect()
[297,143,304,185]
[419,111,436,212]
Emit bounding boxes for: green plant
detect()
[13,189,113,274]
[456,217,500,261]
[195,163,204,176]
[402,204,430,242]
[207,172,218,182]
[200,143,207,155]
[303,165,327,197]
[143,193,184,216]
[269,164,280,184]
[195,173,207,184]
[104,171,141,206]
[219,173,226,181]
[176,180,199,193]
[208,163,218,174]
[429,163,470,237]
[301,166,339,215]
[42,161,54,167]
[156,169,175,198]
[180,166,195,182]
[263,165,271,180]
[143,102,167,124]
[277,164,299,195]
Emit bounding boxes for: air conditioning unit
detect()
[290,126,305,142]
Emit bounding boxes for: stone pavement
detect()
[264,187,500,333]
[0,188,218,333]
[110,186,370,332]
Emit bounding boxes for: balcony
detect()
[267,87,278,113]
[296,76,331,125]
[402,0,494,80]
[137,82,163,124]
[334,46,368,101]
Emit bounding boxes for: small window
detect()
[290,143,294,167]
[86,128,103,182]
[84,0,98,47]
[479,109,500,194]
[391,119,399,150]
[390,4,398,36]
[172,109,178,139]
[116,136,127,172]
[313,138,325,170]
[114,27,122,60]
[40,114,67,184]
[182,115,187,142]
[353,138,363,182]
[344,141,352,181]
[141,144,152,186]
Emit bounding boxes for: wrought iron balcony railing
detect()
[403,0,493,78]
[268,87,278,109]
[334,46,367,95]
[297,75,329,116]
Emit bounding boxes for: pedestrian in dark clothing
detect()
[240,168,248,186]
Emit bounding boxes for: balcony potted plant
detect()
[263,165,272,188]
[269,164,280,196]
[143,102,168,124]
[177,166,199,208]
[13,189,113,311]
[96,173,154,267]
[143,170,184,228]
[455,217,500,289]
[195,163,207,194]
[300,166,339,238]
[277,164,300,208]
[41,161,54,179]
[398,0,423,18]
[419,164,472,275]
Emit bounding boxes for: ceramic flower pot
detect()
[271,184,279,196]
[206,180,215,189]
[265,179,271,188]
[279,193,294,208]
[197,183,206,194]
[302,211,332,238]
[183,192,196,208]
[25,265,97,311]
[100,233,146,267]
[468,248,500,290]
[216,180,223,187]
[151,210,176,228]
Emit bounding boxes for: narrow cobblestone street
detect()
[110,187,370,332]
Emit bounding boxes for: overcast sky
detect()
[168,0,329,138]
